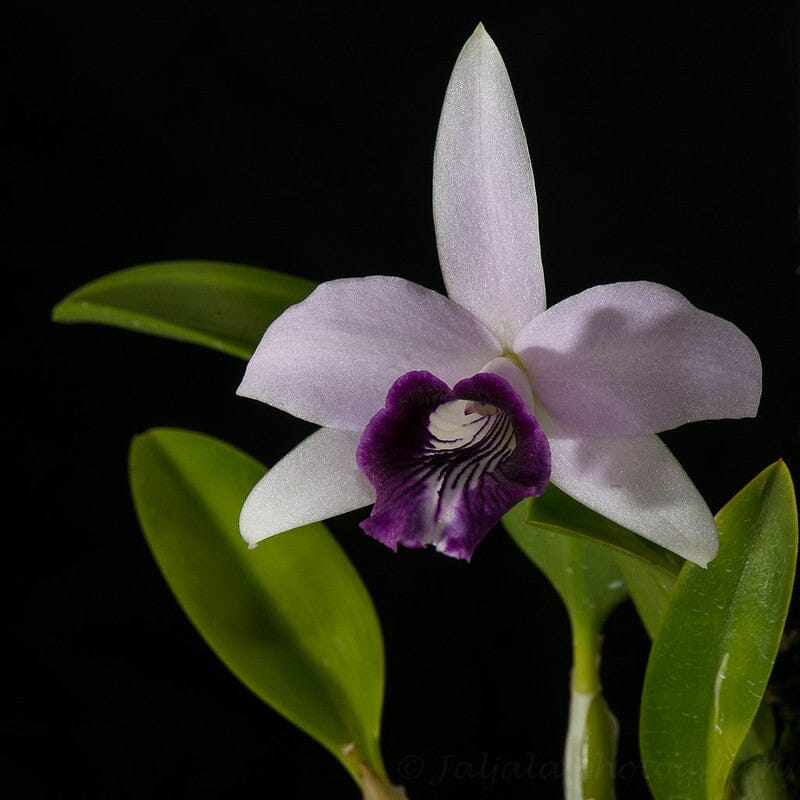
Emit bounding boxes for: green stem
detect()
[564,623,618,800]
[572,625,602,694]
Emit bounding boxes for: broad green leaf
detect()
[505,500,629,640]
[640,461,797,800]
[527,484,682,578]
[129,428,387,785]
[615,514,785,797]
[52,260,316,359]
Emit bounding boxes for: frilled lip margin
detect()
[356,371,551,561]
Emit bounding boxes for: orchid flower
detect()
[237,24,760,566]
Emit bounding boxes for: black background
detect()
[7,2,799,798]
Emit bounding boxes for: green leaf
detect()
[612,551,677,639]
[527,484,683,579]
[505,500,629,641]
[52,260,316,359]
[129,428,386,784]
[640,461,798,800]
[615,503,786,798]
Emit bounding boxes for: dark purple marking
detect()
[356,370,551,561]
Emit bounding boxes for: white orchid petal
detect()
[515,281,761,436]
[240,427,375,546]
[433,23,545,346]
[238,276,501,431]
[538,405,719,566]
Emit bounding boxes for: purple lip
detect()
[356,370,551,561]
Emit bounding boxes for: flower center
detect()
[356,370,550,561]
[428,399,507,453]
[423,400,517,503]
